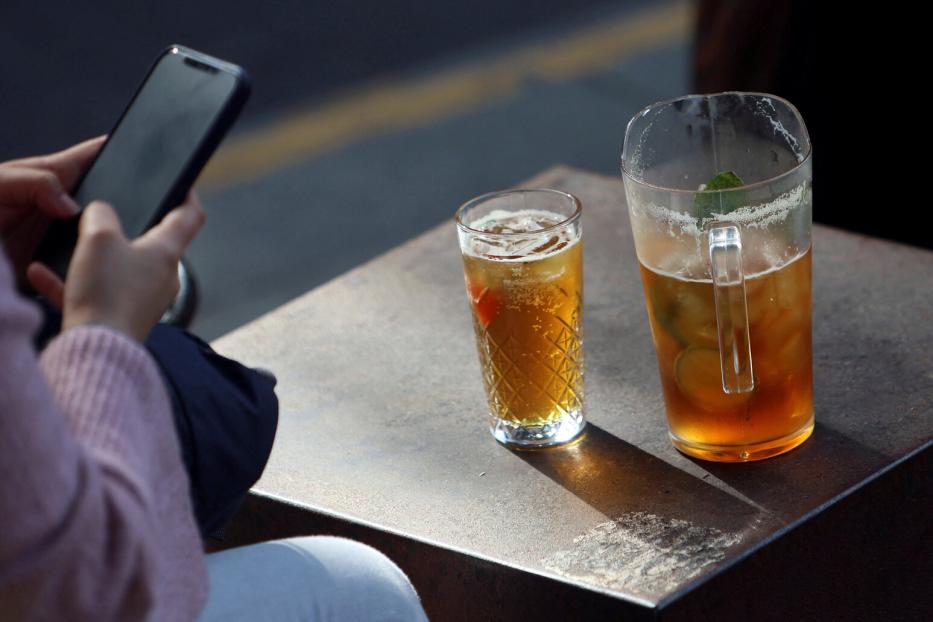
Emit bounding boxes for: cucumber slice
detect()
[649,281,717,349]
[674,346,752,410]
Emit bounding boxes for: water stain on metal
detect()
[542,512,743,597]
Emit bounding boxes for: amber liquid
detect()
[462,241,583,426]
[640,248,813,461]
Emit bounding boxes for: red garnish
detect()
[468,281,499,327]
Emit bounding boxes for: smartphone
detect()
[35,44,251,277]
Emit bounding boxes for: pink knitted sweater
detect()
[0,251,207,620]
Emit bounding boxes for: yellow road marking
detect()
[200,2,691,190]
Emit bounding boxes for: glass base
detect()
[670,415,814,462]
[490,410,586,449]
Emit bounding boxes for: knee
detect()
[286,536,427,622]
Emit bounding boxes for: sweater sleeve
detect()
[0,255,207,621]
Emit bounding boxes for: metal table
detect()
[212,167,932,620]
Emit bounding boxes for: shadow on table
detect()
[515,423,762,534]
[690,421,892,521]
[692,327,928,520]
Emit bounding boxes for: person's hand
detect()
[27,195,205,342]
[0,137,105,279]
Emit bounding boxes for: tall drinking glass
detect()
[456,189,586,448]
[621,93,813,462]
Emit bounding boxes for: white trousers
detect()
[199,536,429,621]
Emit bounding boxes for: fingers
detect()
[3,136,106,190]
[136,195,205,260]
[46,136,107,188]
[26,262,65,309]
[0,166,81,218]
[79,201,125,240]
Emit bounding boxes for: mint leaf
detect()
[695,171,746,219]
[703,171,744,191]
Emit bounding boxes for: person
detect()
[7,135,280,540]
[32,267,281,539]
[0,139,427,620]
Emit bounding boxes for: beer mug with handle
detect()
[621,92,813,462]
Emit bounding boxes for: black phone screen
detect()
[77,51,237,236]
[36,47,244,277]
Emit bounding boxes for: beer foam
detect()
[463,209,578,261]
[633,183,808,239]
[645,245,811,284]
[468,208,567,234]
[708,183,807,229]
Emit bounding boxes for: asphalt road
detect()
[0,0,655,159]
[1,1,689,339]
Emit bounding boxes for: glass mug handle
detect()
[707,225,755,393]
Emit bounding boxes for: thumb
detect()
[79,201,125,240]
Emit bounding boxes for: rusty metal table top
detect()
[213,167,932,619]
